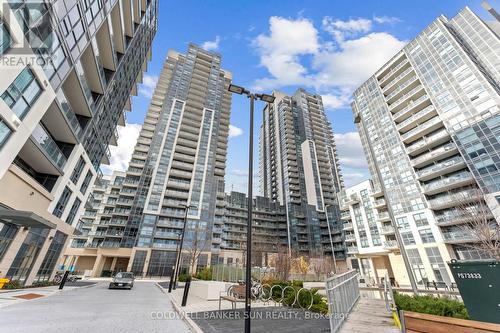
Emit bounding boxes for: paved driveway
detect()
[0,281,191,333]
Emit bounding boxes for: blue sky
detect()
[105,0,496,193]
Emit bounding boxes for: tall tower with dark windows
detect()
[259,89,345,258]
[67,44,232,277]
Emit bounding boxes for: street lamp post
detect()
[324,205,338,274]
[228,83,275,333]
[172,204,196,290]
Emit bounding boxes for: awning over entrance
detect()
[0,209,56,229]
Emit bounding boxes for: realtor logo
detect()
[2,1,57,66]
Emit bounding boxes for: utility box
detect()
[448,260,499,324]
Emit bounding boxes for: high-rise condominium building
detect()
[0,0,157,286]
[351,6,499,287]
[65,44,232,277]
[259,89,345,258]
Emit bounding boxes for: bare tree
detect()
[187,222,209,276]
[456,191,500,260]
[269,246,291,281]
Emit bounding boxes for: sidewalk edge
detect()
[155,282,203,333]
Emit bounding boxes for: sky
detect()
[103,0,496,194]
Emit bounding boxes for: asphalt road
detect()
[0,281,191,333]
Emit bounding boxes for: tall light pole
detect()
[228,83,275,333]
[172,204,196,290]
[324,204,338,274]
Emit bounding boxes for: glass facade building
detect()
[350,6,499,286]
[66,45,233,277]
[0,0,157,286]
[259,89,345,258]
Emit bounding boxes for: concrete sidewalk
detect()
[0,282,96,308]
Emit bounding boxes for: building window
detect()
[418,228,435,243]
[130,250,147,276]
[65,198,81,225]
[425,247,451,284]
[36,231,67,281]
[80,171,93,194]
[70,157,85,184]
[6,227,49,283]
[413,213,428,227]
[0,222,19,262]
[401,231,416,245]
[53,186,72,218]
[396,217,410,229]
[407,248,427,285]
[0,118,13,149]
[1,67,42,119]
[1,22,12,54]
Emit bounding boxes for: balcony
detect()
[345,194,360,205]
[379,58,409,85]
[347,246,359,254]
[397,105,437,133]
[345,234,356,242]
[422,171,474,195]
[380,225,395,235]
[382,66,415,94]
[400,116,443,143]
[406,129,451,156]
[343,222,354,230]
[383,240,399,250]
[373,198,386,208]
[389,85,426,112]
[417,155,466,181]
[392,94,431,122]
[428,189,482,210]
[435,209,494,227]
[441,230,476,244]
[385,75,420,103]
[154,231,180,239]
[341,211,351,220]
[23,124,68,174]
[378,212,390,221]
[411,142,458,168]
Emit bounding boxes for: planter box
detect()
[448,260,499,324]
[189,280,232,301]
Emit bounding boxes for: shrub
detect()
[195,267,212,281]
[268,281,328,314]
[177,273,190,282]
[3,280,23,289]
[31,281,59,288]
[395,292,469,319]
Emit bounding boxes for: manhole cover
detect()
[14,293,44,300]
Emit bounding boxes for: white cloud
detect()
[102,123,142,174]
[138,75,158,98]
[228,124,243,138]
[252,16,319,91]
[374,15,402,25]
[322,17,372,41]
[251,14,406,110]
[313,32,406,90]
[334,132,368,170]
[202,36,221,51]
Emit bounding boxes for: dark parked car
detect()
[108,272,135,290]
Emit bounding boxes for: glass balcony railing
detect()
[441,230,475,242]
[417,155,464,178]
[347,246,359,253]
[381,225,395,234]
[397,105,435,130]
[154,231,180,238]
[383,66,414,93]
[31,124,67,170]
[392,94,429,120]
[407,129,449,154]
[401,116,442,141]
[389,85,425,111]
[56,90,83,139]
[378,212,390,220]
[379,58,409,84]
[411,142,457,166]
[428,189,480,209]
[423,171,473,193]
[383,240,398,248]
[386,75,419,101]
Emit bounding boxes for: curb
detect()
[156,282,203,333]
